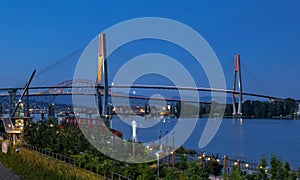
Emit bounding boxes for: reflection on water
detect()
[111,116,300,167]
[232,118,243,125]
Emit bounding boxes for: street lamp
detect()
[171,151,175,169]
[245,163,249,170]
[223,156,227,177]
[155,152,160,179]
[264,169,268,174]
[155,151,163,179]
[199,151,205,166]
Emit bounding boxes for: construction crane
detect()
[1,70,36,144]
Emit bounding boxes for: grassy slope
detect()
[0,146,103,180]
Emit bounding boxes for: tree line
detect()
[224,98,297,119]
[169,98,298,119]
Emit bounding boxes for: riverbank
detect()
[216,115,299,120]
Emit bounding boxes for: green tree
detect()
[207,154,222,178]
[123,164,139,179]
[137,165,156,180]
[164,169,180,180]
[289,172,297,180]
[275,101,285,116]
[257,157,268,180]
[284,98,296,118]
[260,102,269,119]
[208,161,222,178]
[253,101,262,118]
[280,161,296,180]
[175,102,181,118]
[225,104,233,117]
[270,155,282,179]
[228,166,244,180]
[282,162,290,178]
[243,100,254,117]
[244,174,258,180]
[184,161,210,180]
[177,154,188,170]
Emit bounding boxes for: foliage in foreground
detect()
[21,120,300,179]
[0,144,103,180]
[224,156,299,180]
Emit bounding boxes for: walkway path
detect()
[0,163,22,180]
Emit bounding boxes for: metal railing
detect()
[0,131,131,180]
[1,131,295,178]
[22,144,76,165]
[22,143,131,180]
[160,149,261,174]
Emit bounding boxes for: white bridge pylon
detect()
[232,54,243,118]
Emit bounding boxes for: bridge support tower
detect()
[232,54,243,118]
[97,32,109,119]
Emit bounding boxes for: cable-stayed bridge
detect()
[0,33,296,136]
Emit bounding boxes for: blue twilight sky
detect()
[0,0,300,99]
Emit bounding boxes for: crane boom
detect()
[10,69,36,118]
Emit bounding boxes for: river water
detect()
[111,116,300,167]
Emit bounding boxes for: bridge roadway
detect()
[0,84,285,101]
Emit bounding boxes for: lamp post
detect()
[199,150,205,167]
[245,163,249,173]
[167,148,170,169]
[155,151,162,179]
[245,163,249,169]
[223,156,227,177]
[131,120,137,157]
[157,153,159,179]
[171,151,175,170]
